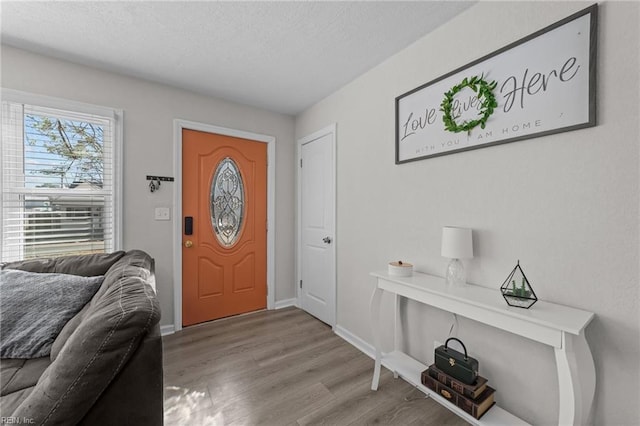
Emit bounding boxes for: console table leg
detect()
[554,332,596,425]
[370,286,383,391]
[393,293,400,379]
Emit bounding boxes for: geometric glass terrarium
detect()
[500,260,538,309]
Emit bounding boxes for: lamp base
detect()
[445,258,466,286]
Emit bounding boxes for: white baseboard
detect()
[334,325,375,359]
[162,301,296,335]
[275,298,298,309]
[160,324,175,336]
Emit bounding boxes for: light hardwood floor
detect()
[162,307,467,425]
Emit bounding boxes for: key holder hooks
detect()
[148,179,161,193]
[147,175,174,193]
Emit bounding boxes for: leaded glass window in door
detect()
[210,157,244,247]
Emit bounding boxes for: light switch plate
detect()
[154,207,171,221]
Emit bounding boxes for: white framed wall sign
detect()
[396,4,597,164]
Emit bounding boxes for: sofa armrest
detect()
[78,324,163,425]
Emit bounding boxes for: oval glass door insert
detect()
[210,157,245,247]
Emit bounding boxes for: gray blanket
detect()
[0,269,103,358]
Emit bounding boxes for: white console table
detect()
[370,271,595,426]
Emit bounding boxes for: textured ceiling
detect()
[1,1,474,115]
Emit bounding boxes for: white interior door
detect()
[298,125,336,326]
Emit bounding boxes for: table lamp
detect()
[441,226,473,286]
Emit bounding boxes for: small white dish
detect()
[388,261,413,277]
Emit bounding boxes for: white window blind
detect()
[1,92,121,262]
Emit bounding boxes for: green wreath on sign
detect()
[440,75,498,134]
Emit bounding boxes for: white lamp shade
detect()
[441,227,473,259]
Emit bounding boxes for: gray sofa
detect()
[0,250,163,425]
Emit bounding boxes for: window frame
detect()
[0,89,123,260]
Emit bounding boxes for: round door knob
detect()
[184,240,193,248]
[322,236,332,244]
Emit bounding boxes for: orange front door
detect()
[182,129,267,326]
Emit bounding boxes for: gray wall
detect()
[1,45,297,327]
[296,2,638,425]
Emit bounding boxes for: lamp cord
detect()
[448,313,459,337]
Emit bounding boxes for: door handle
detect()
[184,240,193,248]
[322,236,332,244]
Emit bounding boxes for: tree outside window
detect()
[25,114,104,189]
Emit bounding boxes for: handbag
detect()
[434,337,479,385]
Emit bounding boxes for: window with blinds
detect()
[1,92,121,262]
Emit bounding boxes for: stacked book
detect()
[421,364,495,420]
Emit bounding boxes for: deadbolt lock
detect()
[184,240,193,248]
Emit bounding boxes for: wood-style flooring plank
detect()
[163,307,468,425]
